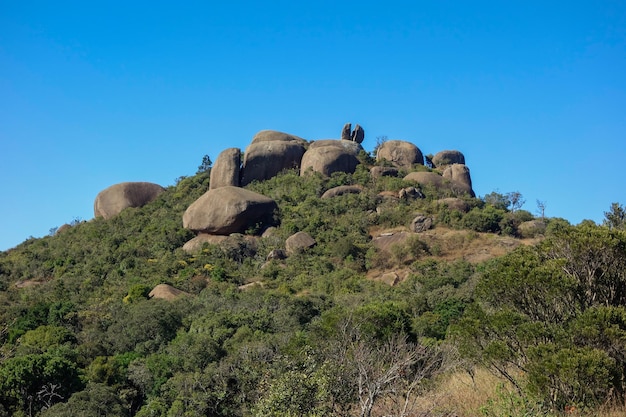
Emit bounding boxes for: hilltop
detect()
[1,128,624,417]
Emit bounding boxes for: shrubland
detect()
[0,163,625,416]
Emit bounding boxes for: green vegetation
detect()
[1,161,624,416]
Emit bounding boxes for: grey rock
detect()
[183,186,278,235]
[442,164,475,197]
[341,123,352,141]
[285,231,316,255]
[266,249,287,261]
[399,187,424,200]
[370,166,399,178]
[301,141,361,177]
[241,140,306,185]
[351,124,365,143]
[210,148,241,189]
[376,140,424,171]
[251,130,307,144]
[410,215,434,233]
[94,182,165,219]
[432,150,465,167]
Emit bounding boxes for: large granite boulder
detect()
[300,140,362,177]
[442,164,475,197]
[94,182,165,219]
[182,234,229,253]
[183,186,278,235]
[432,150,465,168]
[251,130,307,144]
[404,170,474,197]
[376,140,423,171]
[210,148,241,189]
[241,135,307,185]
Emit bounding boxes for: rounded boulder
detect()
[300,140,361,177]
[241,140,306,185]
[376,140,423,171]
[94,182,165,219]
[432,150,465,167]
[183,186,278,235]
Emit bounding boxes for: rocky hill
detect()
[2,126,623,417]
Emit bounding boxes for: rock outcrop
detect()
[182,234,229,253]
[210,148,241,189]
[432,150,465,168]
[403,172,446,189]
[376,140,423,171]
[94,182,165,219]
[300,140,362,177]
[241,131,307,185]
[341,123,352,141]
[351,124,365,143]
[183,186,278,235]
[442,164,475,197]
[436,198,470,213]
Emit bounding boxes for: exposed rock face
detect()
[372,231,410,252]
[251,130,307,144]
[183,186,278,235]
[182,234,229,253]
[437,198,470,213]
[300,140,361,177]
[341,123,352,141]
[210,148,241,189]
[410,215,434,233]
[241,140,306,185]
[321,185,364,199]
[380,271,400,286]
[149,284,189,301]
[432,150,465,167]
[376,140,423,171]
[351,124,365,143]
[286,231,316,255]
[94,182,165,219]
[442,164,475,197]
[370,166,399,179]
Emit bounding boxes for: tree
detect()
[604,202,626,230]
[197,154,212,174]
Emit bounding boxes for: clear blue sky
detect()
[1,1,625,251]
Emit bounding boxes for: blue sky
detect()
[1,1,625,251]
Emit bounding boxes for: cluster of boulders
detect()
[92,126,476,268]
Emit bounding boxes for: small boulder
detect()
[432,150,465,168]
[266,249,287,261]
[210,148,241,189]
[410,215,434,233]
[399,187,424,200]
[286,231,316,255]
[94,182,165,219]
[404,171,445,188]
[182,234,229,253]
[321,185,364,199]
[380,271,400,286]
[370,166,399,178]
[351,124,365,143]
[183,186,278,235]
[341,123,352,141]
[376,140,424,171]
[55,224,72,235]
